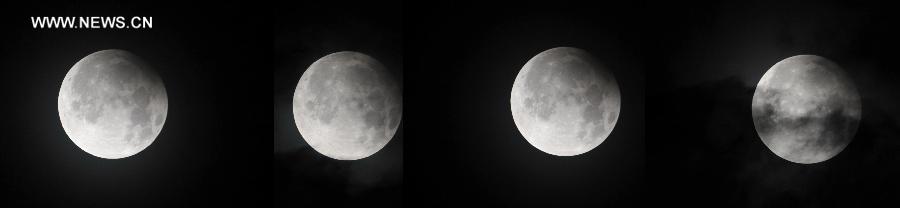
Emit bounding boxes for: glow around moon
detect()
[510,47,621,156]
[752,55,861,164]
[58,49,168,159]
[293,51,402,160]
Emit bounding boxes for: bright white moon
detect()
[58,49,168,159]
[293,51,402,160]
[510,47,621,156]
[752,55,861,164]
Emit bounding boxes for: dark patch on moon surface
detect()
[58,49,168,159]
[510,47,621,156]
[293,51,401,160]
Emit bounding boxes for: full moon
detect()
[293,51,402,160]
[510,47,621,156]
[752,55,861,164]
[58,49,168,159]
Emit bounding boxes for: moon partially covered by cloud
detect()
[293,51,402,160]
[752,55,861,164]
[510,47,621,156]
[58,49,168,159]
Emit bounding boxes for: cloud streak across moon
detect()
[752,55,861,164]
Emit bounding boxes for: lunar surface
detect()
[510,47,621,156]
[293,51,401,160]
[58,49,168,159]
[752,55,861,164]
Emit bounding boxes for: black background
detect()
[0,1,270,206]
[3,0,900,207]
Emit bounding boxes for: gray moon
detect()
[510,47,621,156]
[752,55,861,164]
[58,49,168,159]
[293,51,402,160]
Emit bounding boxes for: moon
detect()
[58,49,168,159]
[752,55,861,164]
[510,47,621,156]
[293,51,402,160]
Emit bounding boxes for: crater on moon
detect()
[752,55,861,164]
[293,51,402,160]
[510,47,621,156]
[58,49,168,159]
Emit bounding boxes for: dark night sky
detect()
[0,1,270,206]
[4,0,900,207]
